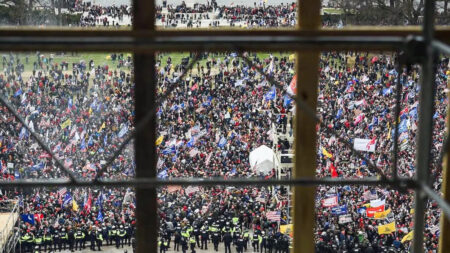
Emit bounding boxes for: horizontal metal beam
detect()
[0,35,408,52]
[1,26,450,39]
[0,177,415,188]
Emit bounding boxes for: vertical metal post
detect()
[412,0,436,252]
[133,0,157,252]
[439,80,450,252]
[292,0,320,252]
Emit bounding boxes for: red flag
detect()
[329,163,338,178]
[84,193,92,214]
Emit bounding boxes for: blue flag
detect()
[336,109,343,119]
[264,86,276,101]
[63,192,72,207]
[187,137,195,148]
[218,137,227,148]
[283,95,293,108]
[97,210,103,222]
[14,89,23,97]
[21,214,35,225]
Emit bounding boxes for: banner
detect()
[322,196,338,207]
[331,205,348,215]
[185,186,200,195]
[370,199,386,208]
[338,214,352,224]
[60,119,72,129]
[167,185,182,193]
[21,214,35,225]
[378,221,396,235]
[353,138,377,152]
[366,205,385,217]
[280,224,293,235]
[373,208,391,219]
[401,230,414,243]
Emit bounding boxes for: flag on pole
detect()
[322,148,333,158]
[266,211,281,221]
[72,199,79,211]
[401,230,414,243]
[378,221,396,235]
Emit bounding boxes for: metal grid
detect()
[0,0,449,252]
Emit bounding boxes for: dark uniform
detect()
[212,229,220,251]
[96,229,104,251]
[236,236,245,253]
[117,225,127,248]
[200,225,209,250]
[252,233,260,251]
[59,228,68,251]
[174,229,182,251]
[74,229,85,250]
[223,232,232,253]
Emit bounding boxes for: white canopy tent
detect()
[249,145,275,175]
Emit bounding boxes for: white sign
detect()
[339,214,352,224]
[322,196,338,207]
[354,138,377,152]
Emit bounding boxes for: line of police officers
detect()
[18,224,134,252]
[158,217,290,253]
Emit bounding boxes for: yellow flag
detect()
[401,230,414,243]
[410,208,415,214]
[72,199,79,211]
[280,224,293,234]
[88,107,93,116]
[60,119,72,129]
[322,147,333,158]
[98,122,106,132]
[374,208,391,219]
[156,135,164,146]
[378,221,396,235]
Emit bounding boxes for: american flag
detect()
[185,186,200,195]
[255,194,266,203]
[58,187,67,197]
[266,211,281,222]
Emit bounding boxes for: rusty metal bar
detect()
[292,0,321,252]
[0,177,410,188]
[133,0,157,252]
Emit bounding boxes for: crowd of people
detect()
[155,1,297,28]
[0,1,449,253]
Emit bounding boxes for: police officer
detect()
[20,229,34,252]
[34,231,43,252]
[117,225,127,248]
[53,228,60,252]
[200,223,209,250]
[233,225,241,242]
[243,230,250,251]
[193,224,201,247]
[89,228,96,251]
[59,228,68,251]
[211,224,220,252]
[181,236,188,253]
[68,227,75,252]
[96,228,104,251]
[124,224,133,246]
[159,237,167,253]
[223,230,233,253]
[267,233,275,253]
[75,228,85,250]
[189,234,196,253]
[236,235,245,253]
[252,232,260,251]
[174,227,182,251]
[260,231,267,253]
[109,225,117,246]
[43,228,53,252]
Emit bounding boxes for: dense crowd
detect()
[0,2,449,253]
[156,1,297,28]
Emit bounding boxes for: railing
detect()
[0,200,19,253]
